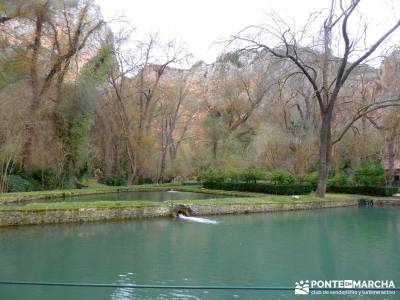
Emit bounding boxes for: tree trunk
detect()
[158,149,167,183]
[22,10,44,170]
[22,95,40,169]
[212,139,218,159]
[387,139,395,185]
[316,113,332,197]
[22,123,35,170]
[133,134,144,184]
[169,144,177,162]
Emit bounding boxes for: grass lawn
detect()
[0,187,363,212]
[0,180,264,204]
[0,181,176,203]
[0,178,372,212]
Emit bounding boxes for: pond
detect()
[0,207,399,299]
[21,191,225,205]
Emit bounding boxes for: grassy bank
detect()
[0,181,178,204]
[0,192,363,212]
[0,181,266,204]
[0,180,382,213]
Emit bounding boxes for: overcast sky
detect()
[96,0,399,64]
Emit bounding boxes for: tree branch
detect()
[332,99,400,144]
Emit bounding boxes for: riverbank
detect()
[1,183,399,227]
[0,183,258,205]
[0,196,360,226]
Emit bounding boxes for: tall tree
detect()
[156,70,197,182]
[19,0,104,169]
[106,33,188,183]
[233,0,400,196]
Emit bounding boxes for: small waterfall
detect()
[178,214,219,224]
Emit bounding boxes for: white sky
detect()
[95,0,400,64]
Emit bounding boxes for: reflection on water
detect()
[110,273,135,300]
[0,207,399,299]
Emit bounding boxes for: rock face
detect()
[0,200,360,227]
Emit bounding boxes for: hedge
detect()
[6,175,34,192]
[98,175,127,186]
[203,181,313,195]
[327,185,398,196]
[181,181,200,186]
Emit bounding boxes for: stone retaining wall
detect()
[190,199,358,216]
[373,199,400,206]
[0,199,360,227]
[0,206,171,226]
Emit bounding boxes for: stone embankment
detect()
[0,199,359,226]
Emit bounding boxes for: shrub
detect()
[98,175,127,186]
[354,160,385,186]
[270,170,296,184]
[61,176,87,189]
[327,185,398,196]
[198,167,268,184]
[239,167,266,183]
[1,160,24,176]
[198,168,227,183]
[22,168,61,190]
[327,171,353,187]
[138,177,154,184]
[302,171,318,189]
[6,175,33,192]
[181,181,200,186]
[1,164,87,192]
[225,168,242,182]
[203,181,312,195]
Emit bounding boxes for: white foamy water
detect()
[178,214,219,224]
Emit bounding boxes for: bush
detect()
[22,168,61,190]
[225,168,242,182]
[98,175,127,186]
[1,160,24,176]
[354,160,385,186]
[327,185,398,196]
[327,171,353,187]
[61,176,87,189]
[138,177,154,184]
[198,168,227,183]
[181,181,200,186]
[270,170,296,185]
[203,181,312,195]
[198,167,268,184]
[239,167,266,183]
[302,171,318,189]
[1,163,87,192]
[6,175,34,192]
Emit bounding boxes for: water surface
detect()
[0,207,399,299]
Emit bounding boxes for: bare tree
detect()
[133,38,189,182]
[203,51,275,160]
[233,0,400,196]
[156,71,198,182]
[105,31,189,183]
[20,0,104,169]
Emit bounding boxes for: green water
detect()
[0,207,399,299]
[23,191,224,204]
